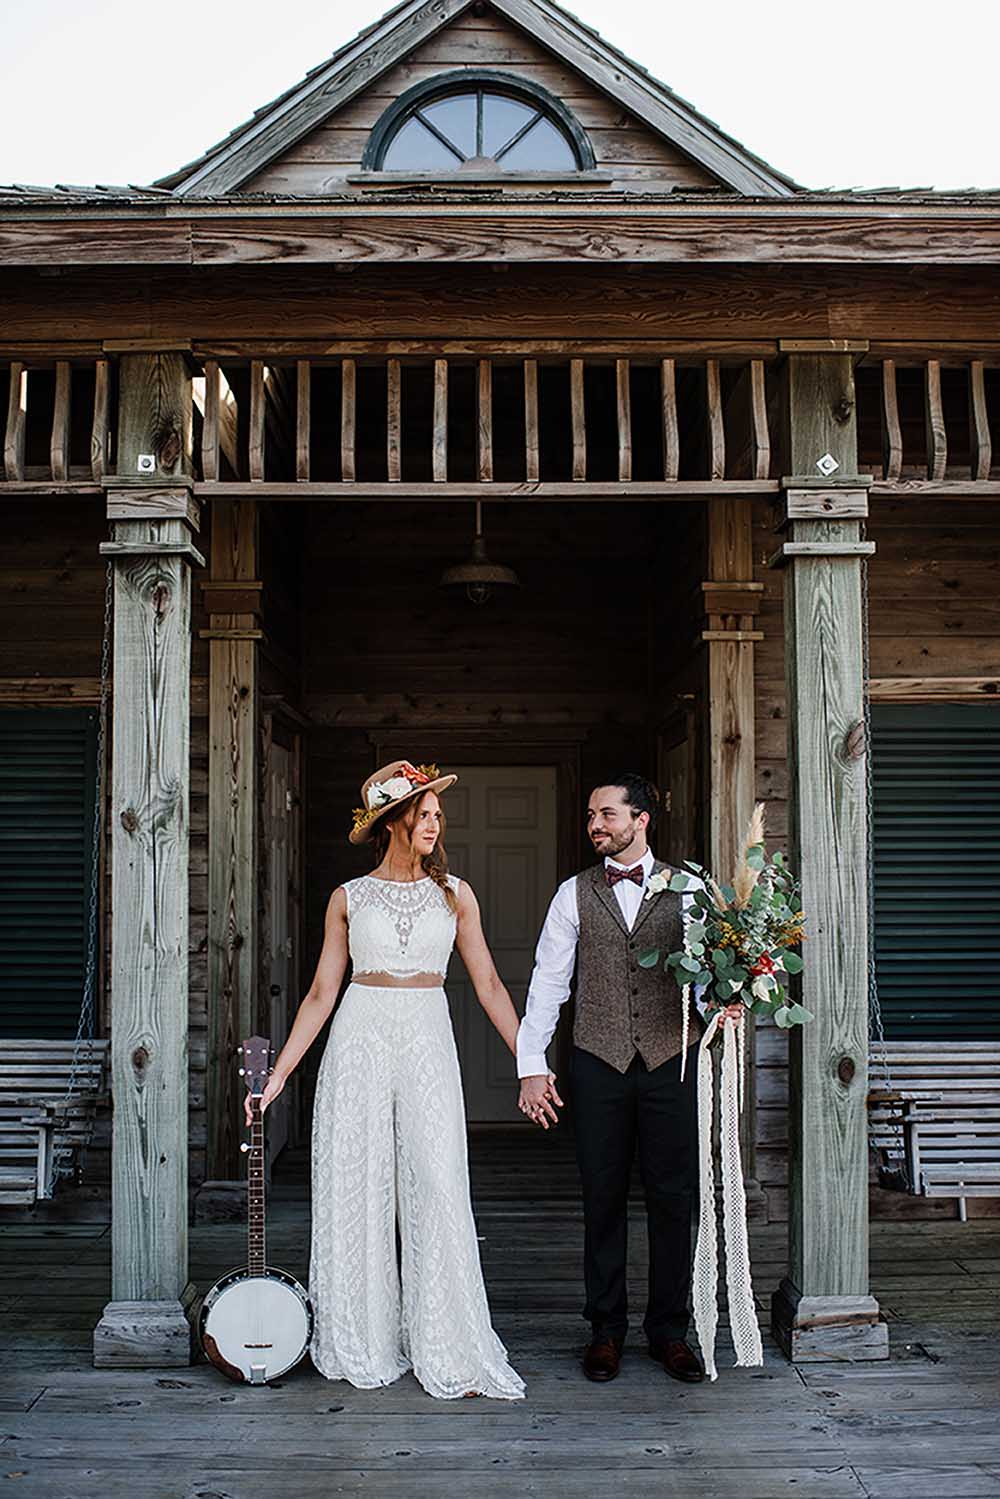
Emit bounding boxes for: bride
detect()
[253,759,526,1400]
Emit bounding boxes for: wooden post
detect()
[771,352,888,1364]
[94,353,203,1367]
[701,499,764,1208]
[200,501,262,1182]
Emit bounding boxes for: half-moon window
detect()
[365,74,593,174]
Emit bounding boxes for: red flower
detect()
[400,761,431,786]
[750,953,776,976]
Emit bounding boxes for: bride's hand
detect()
[518,1073,563,1129]
[243,1072,287,1126]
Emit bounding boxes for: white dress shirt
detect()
[516,849,707,1079]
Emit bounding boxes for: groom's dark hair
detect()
[599,772,660,834]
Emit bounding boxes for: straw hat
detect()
[349,759,458,845]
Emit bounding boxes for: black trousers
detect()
[570,1041,699,1343]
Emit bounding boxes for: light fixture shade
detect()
[440,534,520,602]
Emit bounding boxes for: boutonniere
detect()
[644,869,671,901]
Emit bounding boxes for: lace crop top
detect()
[344,874,460,978]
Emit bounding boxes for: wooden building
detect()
[1,0,998,1368]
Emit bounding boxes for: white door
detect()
[267,742,292,1161]
[444,767,558,1123]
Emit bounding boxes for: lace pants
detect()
[309,982,525,1400]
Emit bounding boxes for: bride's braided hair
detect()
[371,791,459,913]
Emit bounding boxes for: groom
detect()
[516,773,742,1384]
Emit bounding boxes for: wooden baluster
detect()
[91,358,110,483]
[881,359,903,481]
[524,359,539,482]
[387,358,401,482]
[201,360,221,482]
[925,359,947,479]
[432,359,448,482]
[249,360,265,481]
[341,359,356,482]
[616,358,631,481]
[661,357,679,481]
[477,359,492,482]
[571,358,586,480]
[750,359,770,479]
[50,361,71,481]
[706,358,725,480]
[296,361,310,482]
[969,360,992,481]
[4,361,26,481]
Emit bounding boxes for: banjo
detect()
[199,1035,313,1384]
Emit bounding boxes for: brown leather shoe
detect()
[648,1337,704,1383]
[582,1335,623,1382]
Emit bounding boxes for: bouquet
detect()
[640,802,809,1035]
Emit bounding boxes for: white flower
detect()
[751,974,775,1002]
[644,871,670,901]
[368,774,414,808]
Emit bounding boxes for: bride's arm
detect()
[249,886,349,1120]
[453,880,520,1057]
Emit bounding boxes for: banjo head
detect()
[200,1268,313,1383]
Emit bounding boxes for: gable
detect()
[161,0,795,198]
[240,9,722,195]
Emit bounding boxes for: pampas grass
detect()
[732,801,767,910]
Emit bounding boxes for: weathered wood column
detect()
[94,353,204,1367]
[770,350,888,1362]
[201,500,262,1181]
[701,498,765,1201]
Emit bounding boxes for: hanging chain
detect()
[49,560,113,1193]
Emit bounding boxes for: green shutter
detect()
[871,702,1000,1041]
[0,708,99,1039]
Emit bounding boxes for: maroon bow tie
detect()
[606,864,645,888]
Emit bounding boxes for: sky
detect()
[2,0,996,192]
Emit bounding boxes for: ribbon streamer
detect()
[690,1010,764,1381]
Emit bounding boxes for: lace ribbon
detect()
[691,1010,764,1381]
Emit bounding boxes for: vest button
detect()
[631,986,638,994]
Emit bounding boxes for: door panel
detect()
[266,742,292,1160]
[444,766,557,1123]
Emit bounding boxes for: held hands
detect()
[709,1002,746,1042]
[244,1072,287,1127]
[518,1072,563,1130]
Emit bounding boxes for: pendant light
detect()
[440,500,520,605]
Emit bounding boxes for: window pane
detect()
[420,95,477,158]
[482,95,536,157]
[382,117,464,171]
[496,116,577,170]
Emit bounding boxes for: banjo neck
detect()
[247,1095,266,1274]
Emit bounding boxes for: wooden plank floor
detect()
[1,1135,999,1498]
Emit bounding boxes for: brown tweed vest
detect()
[573,860,703,1074]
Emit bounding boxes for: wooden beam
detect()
[432,358,447,483]
[969,360,992,481]
[772,353,887,1365]
[206,500,260,1183]
[706,358,725,480]
[881,359,903,481]
[524,359,539,482]
[616,358,631,481]
[296,360,310,482]
[925,359,947,480]
[477,359,492,483]
[192,478,781,501]
[90,358,110,483]
[249,360,265,482]
[570,358,586,481]
[94,350,196,1368]
[49,361,71,481]
[341,358,356,482]
[661,358,679,481]
[4,362,26,482]
[387,357,401,482]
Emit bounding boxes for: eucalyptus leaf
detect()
[774,1005,793,1028]
[746,845,765,870]
[712,947,732,968]
[785,1002,811,1024]
[637,950,660,969]
[750,998,773,1016]
[687,922,706,943]
[727,966,748,986]
[669,873,692,891]
[695,969,713,988]
[689,942,706,957]
[720,884,736,903]
[680,956,702,974]
[782,951,804,974]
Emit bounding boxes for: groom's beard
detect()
[590,825,640,858]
